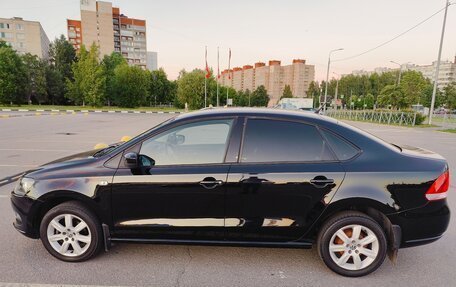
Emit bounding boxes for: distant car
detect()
[11,108,450,277]
[434,108,449,114]
[299,107,317,112]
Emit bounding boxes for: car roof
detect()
[173,107,338,124]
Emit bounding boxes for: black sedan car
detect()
[11,108,450,277]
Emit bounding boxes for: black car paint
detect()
[11,108,450,249]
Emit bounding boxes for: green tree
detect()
[176,69,206,109]
[45,64,66,105]
[0,42,28,104]
[378,85,406,109]
[444,82,456,109]
[101,52,126,105]
[113,64,150,108]
[251,85,270,107]
[400,71,431,106]
[281,85,293,99]
[149,68,175,106]
[66,44,106,106]
[48,35,76,104]
[364,93,375,109]
[308,81,321,108]
[22,53,48,104]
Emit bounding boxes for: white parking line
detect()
[0,195,10,198]
[0,148,72,152]
[0,284,131,287]
[0,164,37,167]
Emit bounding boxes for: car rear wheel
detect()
[39,201,102,262]
[317,211,387,277]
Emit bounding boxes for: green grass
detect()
[440,129,456,133]
[431,116,456,124]
[0,104,183,112]
[414,124,440,128]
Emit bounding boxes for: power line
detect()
[333,2,455,62]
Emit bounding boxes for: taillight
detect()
[425,171,450,201]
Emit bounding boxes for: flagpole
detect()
[227,48,231,106]
[204,46,207,108]
[216,46,220,107]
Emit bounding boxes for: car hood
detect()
[23,149,102,179]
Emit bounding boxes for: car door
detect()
[224,118,346,242]
[111,117,236,241]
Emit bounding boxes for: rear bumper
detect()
[387,200,450,248]
[10,192,39,239]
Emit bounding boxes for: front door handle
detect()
[199,178,224,189]
[310,177,334,188]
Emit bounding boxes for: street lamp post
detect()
[324,48,344,113]
[333,72,340,110]
[390,61,403,85]
[429,0,450,125]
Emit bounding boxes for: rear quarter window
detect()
[320,129,360,161]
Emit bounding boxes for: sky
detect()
[1,0,455,81]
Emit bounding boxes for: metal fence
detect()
[325,109,419,126]
[432,113,456,129]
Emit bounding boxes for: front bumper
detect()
[388,200,450,248]
[10,192,40,239]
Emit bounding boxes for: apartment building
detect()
[219,59,315,106]
[146,51,158,71]
[408,59,456,90]
[0,17,50,59]
[350,57,456,90]
[67,0,148,69]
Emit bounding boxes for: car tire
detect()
[39,201,103,262]
[317,211,387,277]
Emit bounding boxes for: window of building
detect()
[0,32,13,39]
[0,23,10,29]
[18,42,25,49]
[140,119,234,166]
[16,33,25,40]
[15,24,24,30]
[241,119,334,163]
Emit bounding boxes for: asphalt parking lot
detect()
[0,111,455,287]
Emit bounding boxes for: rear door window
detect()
[240,119,335,163]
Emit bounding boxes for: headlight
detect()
[14,177,35,196]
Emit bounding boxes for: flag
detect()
[205,46,211,79]
[228,48,231,79]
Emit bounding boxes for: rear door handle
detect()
[199,178,224,189]
[310,177,334,188]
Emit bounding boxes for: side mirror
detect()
[138,154,155,168]
[124,152,138,169]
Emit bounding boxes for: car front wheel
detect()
[39,201,102,262]
[317,211,387,277]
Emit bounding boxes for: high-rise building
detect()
[146,51,158,71]
[0,17,50,59]
[219,59,315,106]
[350,57,456,90]
[408,59,456,90]
[67,0,148,69]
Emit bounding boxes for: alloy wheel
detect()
[328,224,379,271]
[46,214,92,257]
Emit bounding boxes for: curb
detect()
[0,108,182,114]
